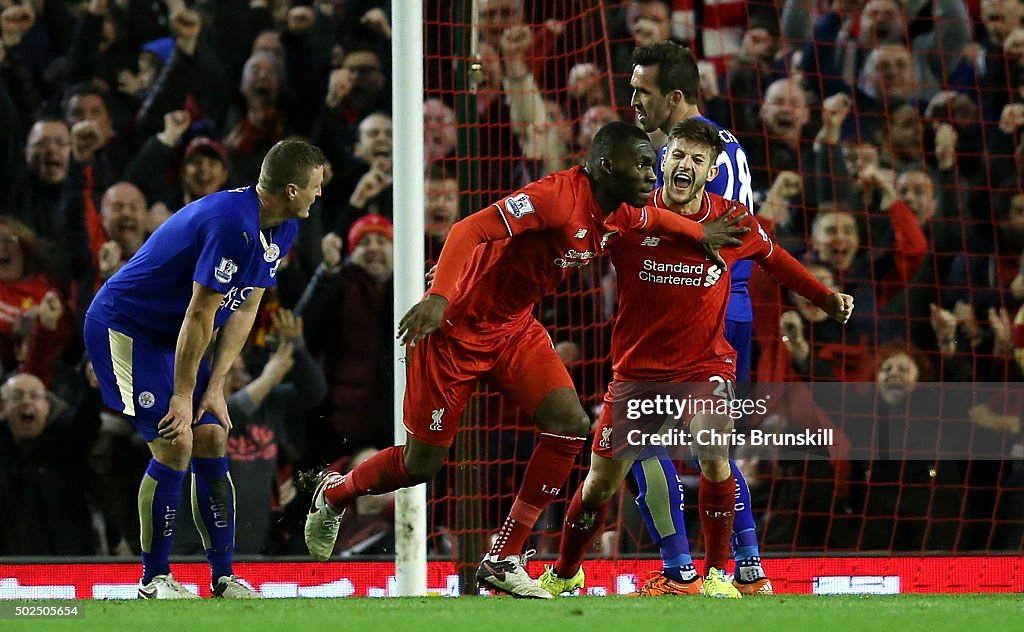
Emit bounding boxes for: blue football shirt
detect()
[88,186,298,345]
[656,116,755,323]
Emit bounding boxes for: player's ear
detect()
[706,163,719,183]
[285,183,298,200]
[599,156,614,176]
[670,89,683,108]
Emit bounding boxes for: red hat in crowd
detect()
[348,214,393,248]
[183,136,228,165]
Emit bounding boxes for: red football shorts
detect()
[403,317,574,447]
[591,366,736,459]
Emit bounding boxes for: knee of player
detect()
[402,450,445,484]
[151,429,193,466]
[581,473,618,505]
[537,406,591,438]
[192,424,227,456]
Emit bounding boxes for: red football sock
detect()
[554,485,609,579]
[489,432,585,559]
[699,473,736,572]
[324,446,410,510]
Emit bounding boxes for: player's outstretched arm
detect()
[160,282,224,440]
[758,247,855,324]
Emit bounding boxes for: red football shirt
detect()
[608,188,832,381]
[434,166,657,328]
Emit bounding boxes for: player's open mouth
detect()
[634,108,645,122]
[672,172,693,189]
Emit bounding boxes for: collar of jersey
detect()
[654,187,711,223]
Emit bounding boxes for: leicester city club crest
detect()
[263,243,281,263]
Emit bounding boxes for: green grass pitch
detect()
[3,595,1021,631]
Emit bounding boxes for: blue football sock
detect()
[139,458,187,584]
[190,456,235,581]
[631,456,696,581]
[729,459,761,561]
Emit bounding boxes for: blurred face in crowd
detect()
[479,0,523,47]
[425,176,459,242]
[631,64,677,133]
[568,63,604,102]
[877,351,920,404]
[424,99,457,161]
[789,263,837,322]
[101,183,148,252]
[897,171,936,224]
[629,1,670,47]
[843,143,880,178]
[354,114,393,164]
[225,356,251,396]
[812,211,859,272]
[982,0,1024,46]
[858,0,905,47]
[0,223,25,283]
[761,78,810,142]
[241,52,281,105]
[579,105,620,152]
[252,30,283,60]
[183,153,230,201]
[67,93,113,146]
[887,103,923,154]
[341,50,385,109]
[661,136,719,208]
[2,373,50,443]
[350,233,393,284]
[741,27,779,64]
[25,121,71,185]
[865,45,915,100]
[1002,192,1024,252]
[136,52,161,93]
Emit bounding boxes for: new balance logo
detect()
[574,228,588,239]
[640,236,661,247]
[429,408,444,431]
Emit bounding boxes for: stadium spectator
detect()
[425,163,459,256]
[0,217,73,376]
[220,308,326,554]
[794,0,970,102]
[0,372,97,555]
[296,215,394,461]
[329,112,393,247]
[0,118,74,276]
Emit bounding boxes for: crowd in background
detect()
[0,0,1021,559]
